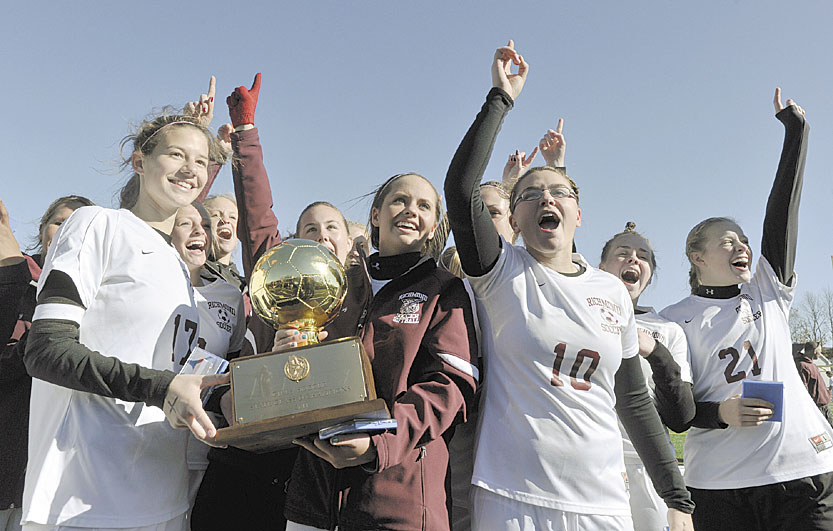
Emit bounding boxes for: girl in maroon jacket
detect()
[283,173,479,531]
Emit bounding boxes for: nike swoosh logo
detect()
[684,318,693,323]
[538,283,546,287]
[141,250,153,254]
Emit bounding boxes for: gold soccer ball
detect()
[249,239,348,343]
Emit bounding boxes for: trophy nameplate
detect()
[213,336,389,452]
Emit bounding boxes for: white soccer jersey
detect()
[621,308,692,462]
[23,207,200,528]
[661,257,833,489]
[469,243,639,516]
[186,278,245,470]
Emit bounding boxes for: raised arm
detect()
[444,40,529,277]
[538,118,566,168]
[225,73,281,278]
[760,88,808,284]
[501,147,539,189]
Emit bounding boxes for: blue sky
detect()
[2,1,832,311]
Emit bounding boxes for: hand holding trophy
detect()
[213,239,389,452]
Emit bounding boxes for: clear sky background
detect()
[2,1,831,312]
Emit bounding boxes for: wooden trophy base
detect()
[213,398,389,452]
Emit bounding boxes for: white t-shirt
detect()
[23,207,200,527]
[661,257,833,489]
[469,243,639,516]
[621,307,692,462]
[185,278,245,470]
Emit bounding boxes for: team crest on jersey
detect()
[735,294,762,325]
[586,297,623,335]
[393,291,427,324]
[208,300,236,333]
[810,433,833,454]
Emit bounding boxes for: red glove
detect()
[227,73,261,127]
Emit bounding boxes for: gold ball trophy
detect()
[213,239,389,452]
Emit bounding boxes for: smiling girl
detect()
[282,172,478,531]
[21,113,226,531]
[444,41,693,530]
[660,90,833,530]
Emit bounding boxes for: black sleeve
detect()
[645,342,696,433]
[615,355,694,514]
[444,88,514,277]
[0,259,31,346]
[690,400,728,429]
[760,106,809,284]
[24,317,174,408]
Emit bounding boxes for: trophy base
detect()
[213,398,389,452]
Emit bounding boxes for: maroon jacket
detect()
[796,356,832,407]
[284,255,479,531]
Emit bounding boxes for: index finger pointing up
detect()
[556,118,564,135]
[250,73,262,94]
[207,76,216,100]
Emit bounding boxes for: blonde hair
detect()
[439,246,463,279]
[368,173,449,261]
[685,216,735,294]
[119,110,221,209]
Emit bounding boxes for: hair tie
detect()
[140,120,196,151]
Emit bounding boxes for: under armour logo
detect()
[706,288,714,295]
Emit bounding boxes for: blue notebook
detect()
[742,380,783,422]
[319,418,398,440]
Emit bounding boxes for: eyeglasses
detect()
[512,185,577,208]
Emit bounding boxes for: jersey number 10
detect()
[551,343,601,391]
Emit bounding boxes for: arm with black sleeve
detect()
[24,277,174,408]
[615,355,695,514]
[444,87,512,277]
[644,341,696,433]
[760,102,808,285]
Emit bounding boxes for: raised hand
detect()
[163,372,230,447]
[491,40,529,101]
[501,147,539,187]
[217,123,233,156]
[184,76,217,127]
[539,118,566,167]
[227,73,262,129]
[773,87,805,116]
[0,199,24,266]
[718,394,773,427]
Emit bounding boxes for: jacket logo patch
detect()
[393,291,427,324]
